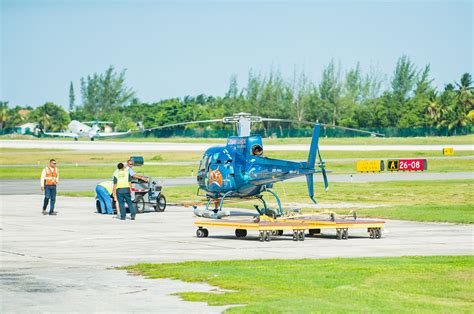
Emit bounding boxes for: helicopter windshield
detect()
[199,154,210,171]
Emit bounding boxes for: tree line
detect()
[1,56,472,136]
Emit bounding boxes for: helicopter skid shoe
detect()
[193,207,230,219]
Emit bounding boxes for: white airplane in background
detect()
[43,120,131,141]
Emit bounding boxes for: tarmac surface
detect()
[1,171,472,195]
[2,139,473,151]
[1,195,473,312]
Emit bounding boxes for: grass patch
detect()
[150,154,164,161]
[124,256,474,313]
[268,150,474,161]
[161,180,474,223]
[0,165,197,179]
[354,204,474,224]
[1,147,472,166]
[59,191,94,197]
[1,150,472,178]
[58,179,474,224]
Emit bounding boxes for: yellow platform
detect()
[194,215,385,242]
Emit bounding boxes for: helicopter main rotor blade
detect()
[82,121,114,124]
[260,118,385,137]
[140,119,225,132]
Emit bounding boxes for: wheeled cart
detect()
[194,216,385,242]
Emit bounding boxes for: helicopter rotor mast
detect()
[222,112,262,137]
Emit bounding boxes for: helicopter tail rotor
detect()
[319,149,329,191]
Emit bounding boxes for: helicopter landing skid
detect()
[200,189,284,219]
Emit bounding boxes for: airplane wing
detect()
[43,131,78,138]
[96,130,131,138]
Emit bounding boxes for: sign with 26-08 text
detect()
[387,159,427,171]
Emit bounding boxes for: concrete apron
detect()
[1,195,473,312]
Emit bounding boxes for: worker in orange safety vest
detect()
[40,159,59,215]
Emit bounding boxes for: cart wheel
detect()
[336,228,343,240]
[259,231,265,242]
[375,228,382,239]
[96,199,102,213]
[264,231,271,242]
[235,229,247,238]
[196,228,204,238]
[134,195,145,213]
[155,195,166,212]
[342,229,349,240]
[369,228,375,239]
[292,230,298,241]
[277,230,283,236]
[196,228,208,238]
[298,230,305,241]
[272,230,283,236]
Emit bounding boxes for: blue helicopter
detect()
[143,112,383,219]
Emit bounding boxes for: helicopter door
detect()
[207,153,223,191]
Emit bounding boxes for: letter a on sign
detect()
[388,160,399,171]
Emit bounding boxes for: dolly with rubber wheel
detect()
[196,228,209,238]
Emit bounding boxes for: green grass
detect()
[1,147,472,178]
[123,256,474,313]
[61,179,473,223]
[0,165,197,179]
[3,148,472,166]
[59,191,94,197]
[0,149,204,165]
[136,180,472,224]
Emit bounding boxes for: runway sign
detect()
[387,159,427,171]
[443,147,454,156]
[356,160,384,172]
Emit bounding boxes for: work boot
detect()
[49,212,57,216]
[42,210,47,215]
[131,216,135,220]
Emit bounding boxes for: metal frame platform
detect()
[194,216,385,242]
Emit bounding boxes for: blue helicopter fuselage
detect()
[197,134,319,199]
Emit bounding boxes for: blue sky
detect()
[1,0,473,108]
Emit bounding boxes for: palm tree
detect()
[426,91,439,125]
[0,102,9,129]
[455,73,473,112]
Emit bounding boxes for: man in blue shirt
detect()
[126,159,149,182]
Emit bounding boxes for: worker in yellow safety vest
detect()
[113,162,136,220]
[96,181,114,214]
[40,159,59,215]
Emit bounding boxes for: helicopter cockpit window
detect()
[251,144,263,157]
[199,155,210,171]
